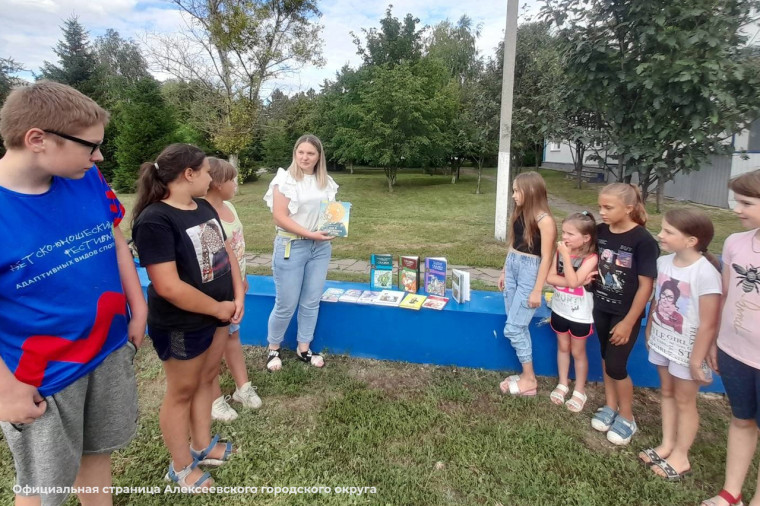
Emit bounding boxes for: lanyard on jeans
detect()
[276,230,305,259]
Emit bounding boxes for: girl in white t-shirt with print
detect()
[263,134,338,372]
[546,212,598,413]
[640,208,722,482]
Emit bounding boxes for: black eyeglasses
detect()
[44,130,102,155]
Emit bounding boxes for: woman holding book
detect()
[263,134,338,372]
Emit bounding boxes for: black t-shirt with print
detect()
[133,198,233,331]
[593,223,659,316]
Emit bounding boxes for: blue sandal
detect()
[190,434,234,467]
[165,460,212,491]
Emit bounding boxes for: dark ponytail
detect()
[663,208,721,272]
[131,143,206,228]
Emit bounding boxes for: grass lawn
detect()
[118,167,745,271]
[0,346,750,505]
[118,168,508,268]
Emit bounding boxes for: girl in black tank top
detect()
[498,172,557,397]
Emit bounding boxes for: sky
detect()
[0,0,542,97]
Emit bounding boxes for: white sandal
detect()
[565,390,587,412]
[549,384,569,405]
[165,460,213,492]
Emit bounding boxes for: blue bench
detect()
[136,270,724,393]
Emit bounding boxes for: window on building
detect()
[549,141,561,151]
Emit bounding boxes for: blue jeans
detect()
[503,250,541,364]
[267,236,332,347]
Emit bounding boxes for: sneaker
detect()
[232,382,262,409]
[591,405,617,432]
[211,395,238,422]
[607,415,637,446]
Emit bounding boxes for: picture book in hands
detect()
[317,201,351,237]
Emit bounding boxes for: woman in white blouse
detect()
[263,134,338,371]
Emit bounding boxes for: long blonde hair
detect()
[288,134,328,189]
[508,171,553,249]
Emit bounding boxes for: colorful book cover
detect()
[320,287,344,302]
[422,295,449,310]
[317,201,351,237]
[370,253,394,290]
[399,293,426,310]
[398,255,420,293]
[374,289,406,306]
[357,290,381,304]
[424,257,447,297]
[338,289,363,303]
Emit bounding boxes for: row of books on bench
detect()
[320,288,449,310]
[370,254,471,304]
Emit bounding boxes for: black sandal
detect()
[296,348,324,367]
[266,349,282,372]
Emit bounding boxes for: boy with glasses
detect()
[0,81,146,506]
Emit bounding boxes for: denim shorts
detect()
[719,347,760,425]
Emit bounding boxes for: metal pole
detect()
[495,0,519,241]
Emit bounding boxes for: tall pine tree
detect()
[112,78,177,192]
[40,16,101,100]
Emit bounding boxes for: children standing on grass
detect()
[132,144,245,491]
[592,183,659,446]
[498,171,557,396]
[546,211,598,413]
[0,81,146,506]
[263,134,338,372]
[205,157,262,422]
[702,169,760,506]
[639,209,722,481]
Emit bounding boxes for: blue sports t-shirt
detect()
[0,166,128,397]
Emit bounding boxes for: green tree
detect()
[0,57,24,104]
[544,0,760,209]
[39,16,101,99]
[146,0,325,167]
[92,30,153,182]
[510,22,564,172]
[426,15,482,183]
[316,66,368,174]
[426,16,481,86]
[94,29,151,99]
[111,78,177,191]
[260,88,318,167]
[351,5,425,67]
[465,68,500,194]
[354,59,458,191]
[0,57,25,157]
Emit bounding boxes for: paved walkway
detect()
[245,253,503,286]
